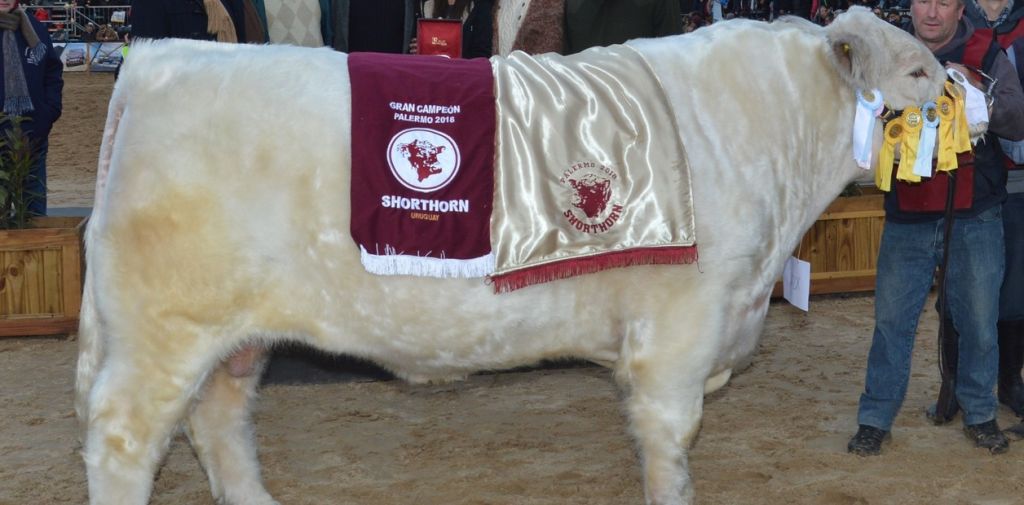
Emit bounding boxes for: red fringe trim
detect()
[489,245,698,293]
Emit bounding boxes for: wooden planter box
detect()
[774,193,886,296]
[0,216,87,337]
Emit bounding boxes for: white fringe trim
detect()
[360,245,495,278]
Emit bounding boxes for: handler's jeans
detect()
[1001,193,1024,321]
[857,206,1004,431]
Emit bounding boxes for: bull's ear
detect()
[830,37,856,75]
[825,31,870,89]
[824,8,883,89]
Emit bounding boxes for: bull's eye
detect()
[910,68,928,78]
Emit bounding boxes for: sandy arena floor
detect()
[2,73,1023,505]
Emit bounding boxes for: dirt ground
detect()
[3,74,1024,505]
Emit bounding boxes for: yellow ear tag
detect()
[935,96,958,172]
[876,118,903,191]
[897,107,923,183]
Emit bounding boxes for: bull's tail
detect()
[74,272,100,441]
[74,75,128,439]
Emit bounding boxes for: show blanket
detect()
[489,45,698,291]
[349,53,496,278]
[348,47,698,290]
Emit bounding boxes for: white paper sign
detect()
[783,256,810,312]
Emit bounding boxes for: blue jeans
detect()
[25,138,48,216]
[857,206,1005,430]
[1001,193,1024,321]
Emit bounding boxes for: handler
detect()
[0,0,61,216]
[848,0,1024,456]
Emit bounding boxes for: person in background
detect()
[0,0,62,216]
[962,0,1024,423]
[129,0,253,43]
[330,0,418,53]
[848,0,1024,457]
[565,0,683,54]
[708,0,727,21]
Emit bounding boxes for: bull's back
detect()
[93,40,712,378]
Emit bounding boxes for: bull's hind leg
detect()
[185,353,278,505]
[618,319,711,505]
[83,341,215,505]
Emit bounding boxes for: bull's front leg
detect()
[617,318,711,505]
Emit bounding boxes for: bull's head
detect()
[824,6,945,112]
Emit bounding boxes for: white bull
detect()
[76,7,945,505]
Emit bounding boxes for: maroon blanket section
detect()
[349,53,495,261]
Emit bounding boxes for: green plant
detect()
[0,116,40,230]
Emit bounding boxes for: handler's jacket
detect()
[888,19,1024,223]
[965,0,1024,193]
[0,16,62,141]
[966,0,1024,89]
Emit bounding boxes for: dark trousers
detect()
[26,138,48,216]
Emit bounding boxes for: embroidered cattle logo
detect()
[570,174,611,218]
[560,162,624,234]
[387,128,461,192]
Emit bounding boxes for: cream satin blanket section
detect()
[490,45,697,288]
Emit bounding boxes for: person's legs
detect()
[26,138,48,216]
[998,194,1024,415]
[946,206,1004,428]
[999,194,1024,322]
[856,220,939,432]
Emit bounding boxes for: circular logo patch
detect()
[386,128,461,193]
[559,161,624,234]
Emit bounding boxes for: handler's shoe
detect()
[1005,421,1024,440]
[847,425,889,456]
[963,420,1009,454]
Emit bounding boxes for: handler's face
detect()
[0,0,15,13]
[912,0,963,51]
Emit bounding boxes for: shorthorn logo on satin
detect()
[386,127,461,193]
[560,161,624,234]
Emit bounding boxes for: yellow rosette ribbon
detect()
[935,96,958,172]
[945,80,972,154]
[896,106,923,183]
[875,117,903,191]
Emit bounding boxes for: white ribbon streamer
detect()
[853,88,883,170]
[913,101,939,177]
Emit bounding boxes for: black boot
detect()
[997,320,1024,418]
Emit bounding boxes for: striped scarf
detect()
[0,7,44,115]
